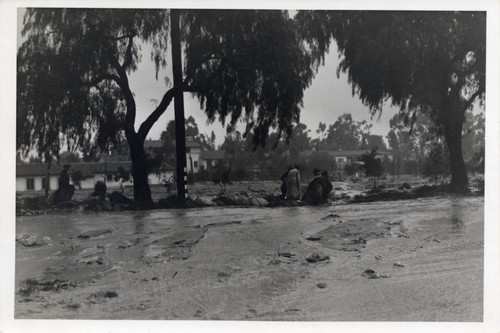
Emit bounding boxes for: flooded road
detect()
[15,196,483,321]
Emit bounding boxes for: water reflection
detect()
[450,201,466,235]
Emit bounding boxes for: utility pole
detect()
[170,9,188,202]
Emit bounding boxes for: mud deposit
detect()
[15,196,483,321]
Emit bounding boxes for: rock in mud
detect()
[66,302,81,310]
[306,253,330,263]
[255,197,269,207]
[194,196,215,207]
[218,194,236,206]
[351,237,367,244]
[363,269,391,279]
[306,236,322,241]
[249,198,260,206]
[17,234,51,247]
[234,197,249,206]
[77,229,112,239]
[393,262,405,267]
[316,282,327,289]
[363,269,380,279]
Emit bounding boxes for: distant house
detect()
[322,149,393,164]
[16,160,176,192]
[16,163,60,192]
[16,162,133,192]
[186,137,203,173]
[317,149,393,180]
[200,150,229,170]
[126,137,228,175]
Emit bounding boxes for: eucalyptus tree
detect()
[297,11,485,192]
[18,9,315,203]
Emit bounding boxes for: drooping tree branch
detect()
[122,36,135,70]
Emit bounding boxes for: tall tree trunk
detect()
[127,130,152,204]
[443,109,468,193]
[171,9,188,201]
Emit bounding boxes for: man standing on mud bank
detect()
[286,165,301,200]
[53,164,75,203]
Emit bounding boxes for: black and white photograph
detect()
[1,1,499,332]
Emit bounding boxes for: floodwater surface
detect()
[15,196,483,321]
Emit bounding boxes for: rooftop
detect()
[17,161,134,177]
[318,149,393,157]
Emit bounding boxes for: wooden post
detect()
[170,9,188,202]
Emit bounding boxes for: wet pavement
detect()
[15,196,483,321]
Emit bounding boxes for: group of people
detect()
[280,166,333,205]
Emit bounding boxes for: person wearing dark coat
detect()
[52,164,75,203]
[301,169,324,205]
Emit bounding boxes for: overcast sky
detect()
[131,43,398,147]
[17,8,400,148]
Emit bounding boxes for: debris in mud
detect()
[91,291,119,299]
[278,252,295,258]
[76,246,106,265]
[284,308,301,313]
[306,236,322,241]
[321,213,340,220]
[77,229,112,239]
[190,220,243,229]
[362,269,391,279]
[19,278,76,297]
[393,262,405,267]
[316,282,327,289]
[217,271,231,282]
[375,255,383,260]
[66,302,81,310]
[16,234,52,247]
[306,253,330,263]
[351,237,367,244]
[117,240,135,249]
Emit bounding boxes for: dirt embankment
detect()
[16,176,484,217]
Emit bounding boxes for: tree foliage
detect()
[181,10,315,147]
[297,10,485,192]
[17,9,317,202]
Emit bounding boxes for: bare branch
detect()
[137,87,177,142]
[462,89,482,113]
[81,73,121,87]
[104,33,136,41]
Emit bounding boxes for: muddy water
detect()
[15,196,483,321]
